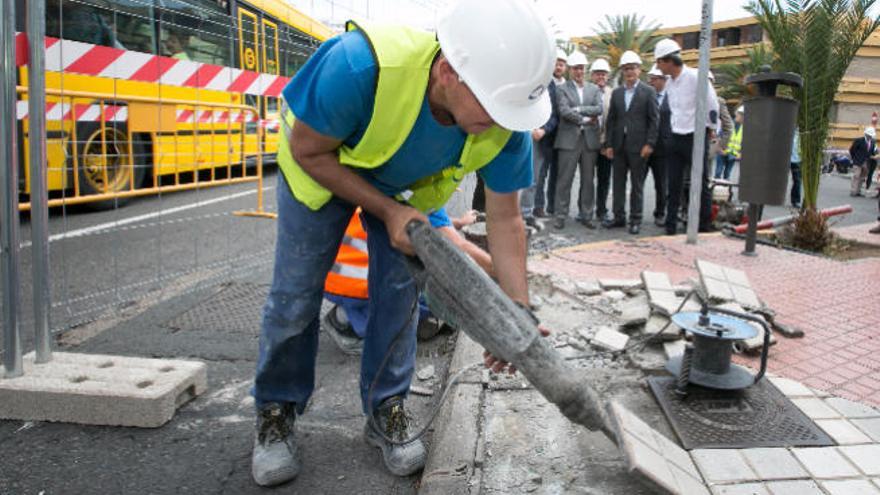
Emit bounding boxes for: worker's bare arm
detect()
[484,188,529,306]
[291,120,426,254]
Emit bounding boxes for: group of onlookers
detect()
[524,38,720,236]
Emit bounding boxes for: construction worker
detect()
[323,208,493,355]
[717,106,744,180]
[251,0,553,487]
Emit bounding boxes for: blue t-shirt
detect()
[428,208,452,229]
[282,31,533,198]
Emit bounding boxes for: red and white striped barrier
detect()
[16,100,128,123]
[732,205,853,234]
[15,33,291,98]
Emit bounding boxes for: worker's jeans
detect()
[253,178,419,415]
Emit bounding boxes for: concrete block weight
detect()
[0,352,207,427]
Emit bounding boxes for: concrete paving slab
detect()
[820,479,880,495]
[763,480,823,494]
[839,445,880,476]
[712,483,770,494]
[853,418,880,442]
[599,279,643,291]
[664,341,685,360]
[618,296,650,328]
[692,449,758,484]
[419,383,482,494]
[610,402,708,495]
[642,271,675,292]
[826,398,880,419]
[791,447,861,479]
[592,327,630,352]
[816,419,874,445]
[645,315,683,342]
[791,398,842,420]
[0,352,206,427]
[740,448,809,480]
[768,377,815,398]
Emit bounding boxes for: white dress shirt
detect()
[665,65,719,135]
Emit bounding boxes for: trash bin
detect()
[739,69,803,206]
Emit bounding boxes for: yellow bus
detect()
[15,0,334,209]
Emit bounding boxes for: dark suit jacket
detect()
[850,136,876,166]
[655,91,672,156]
[539,82,559,154]
[604,81,659,154]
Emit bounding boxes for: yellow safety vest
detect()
[277,21,513,213]
[726,124,743,159]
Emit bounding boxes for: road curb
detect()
[418,332,485,494]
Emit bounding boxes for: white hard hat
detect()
[590,58,611,73]
[866,127,876,138]
[736,106,745,114]
[437,0,555,132]
[567,51,588,67]
[619,50,642,68]
[654,38,682,60]
[556,49,568,62]
[647,64,663,77]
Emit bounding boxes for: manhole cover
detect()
[165,282,268,334]
[648,376,834,449]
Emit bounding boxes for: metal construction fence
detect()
[1,0,282,377]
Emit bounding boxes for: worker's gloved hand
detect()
[483,325,551,375]
[384,204,429,256]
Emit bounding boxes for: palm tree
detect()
[590,14,662,80]
[746,0,880,210]
[715,44,777,102]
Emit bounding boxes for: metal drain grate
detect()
[164,282,268,334]
[648,376,834,450]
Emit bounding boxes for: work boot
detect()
[322,305,363,355]
[252,402,300,487]
[533,207,547,218]
[553,217,565,229]
[364,396,426,477]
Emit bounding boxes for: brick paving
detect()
[835,222,880,247]
[530,231,880,408]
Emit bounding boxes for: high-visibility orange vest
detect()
[324,211,369,299]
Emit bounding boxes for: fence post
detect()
[1,0,22,377]
[28,0,52,363]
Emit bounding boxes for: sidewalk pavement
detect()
[0,267,452,494]
[421,226,880,494]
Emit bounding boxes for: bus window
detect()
[280,24,311,77]
[262,19,279,75]
[158,0,233,65]
[46,0,120,48]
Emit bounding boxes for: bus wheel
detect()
[75,123,147,210]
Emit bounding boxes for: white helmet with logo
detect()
[654,38,682,60]
[590,58,611,73]
[619,50,642,67]
[437,0,555,132]
[648,64,664,77]
[567,51,588,67]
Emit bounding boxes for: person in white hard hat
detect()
[552,51,604,229]
[591,58,613,222]
[602,50,659,235]
[251,0,555,487]
[654,38,720,235]
[646,64,670,226]
[529,49,568,219]
[850,126,878,196]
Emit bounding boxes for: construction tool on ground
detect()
[667,304,771,396]
[404,221,618,442]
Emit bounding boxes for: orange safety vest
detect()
[324,211,369,299]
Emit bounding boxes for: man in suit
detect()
[603,51,659,234]
[591,58,613,223]
[646,64,670,227]
[533,50,568,218]
[850,127,877,196]
[553,51,603,229]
